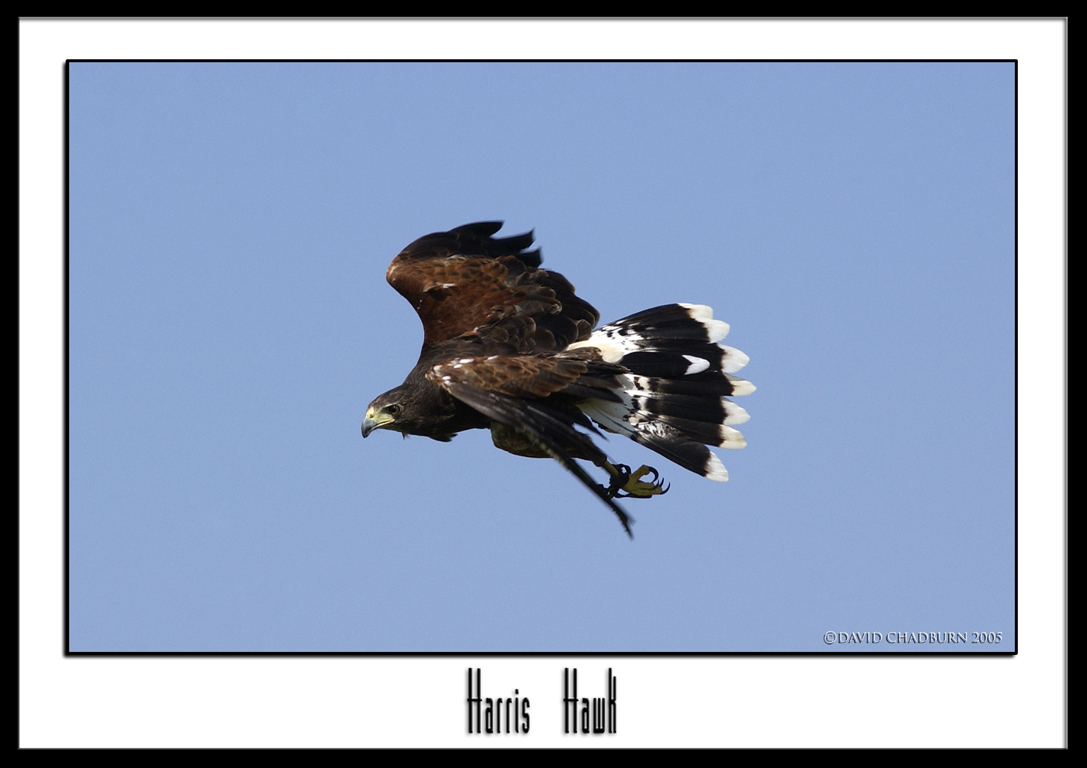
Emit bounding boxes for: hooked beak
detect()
[361,407,392,438]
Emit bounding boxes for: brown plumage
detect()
[363,222,754,537]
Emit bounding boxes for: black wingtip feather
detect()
[454,221,505,236]
[449,221,542,267]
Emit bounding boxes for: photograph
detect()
[20,18,1064,748]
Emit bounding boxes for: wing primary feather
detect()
[441,381,634,537]
[523,431,635,539]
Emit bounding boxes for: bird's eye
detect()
[387,404,402,416]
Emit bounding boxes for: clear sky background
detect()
[67,61,1016,653]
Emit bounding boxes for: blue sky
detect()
[67,60,1016,653]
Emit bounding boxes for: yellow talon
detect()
[622,465,670,497]
[605,463,670,499]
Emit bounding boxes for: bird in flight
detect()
[362,222,754,537]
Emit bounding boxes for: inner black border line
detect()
[62,58,1018,658]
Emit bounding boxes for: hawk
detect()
[362,222,754,537]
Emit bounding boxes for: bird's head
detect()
[362,384,420,437]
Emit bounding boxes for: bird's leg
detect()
[604,462,670,499]
[604,462,631,497]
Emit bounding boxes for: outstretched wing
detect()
[386,222,599,352]
[426,352,636,537]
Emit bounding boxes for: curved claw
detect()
[612,464,670,499]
